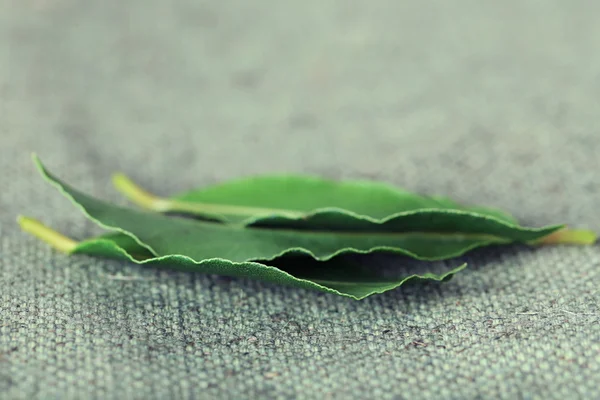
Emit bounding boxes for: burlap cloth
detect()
[1,1,598,399]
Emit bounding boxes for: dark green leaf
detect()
[159,174,520,224]
[19,155,596,299]
[36,157,565,262]
[72,235,466,299]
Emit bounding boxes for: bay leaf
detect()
[17,218,466,299]
[112,171,520,225]
[17,155,596,299]
[33,156,574,262]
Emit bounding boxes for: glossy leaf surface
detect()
[37,157,564,262]
[20,156,596,299]
[160,174,520,225]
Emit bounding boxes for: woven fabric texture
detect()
[1,1,599,399]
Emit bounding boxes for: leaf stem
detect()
[17,215,79,253]
[112,173,305,219]
[533,228,597,245]
[112,173,169,211]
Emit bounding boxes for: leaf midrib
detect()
[224,222,513,242]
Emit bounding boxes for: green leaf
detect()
[111,167,596,248]
[34,156,570,262]
[17,216,466,300]
[17,155,596,299]
[113,171,520,225]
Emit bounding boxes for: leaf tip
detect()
[31,151,44,163]
[30,152,50,180]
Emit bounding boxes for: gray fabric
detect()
[1,1,599,399]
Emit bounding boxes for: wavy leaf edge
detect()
[32,154,568,266]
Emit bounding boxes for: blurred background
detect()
[2,0,599,230]
[1,1,599,399]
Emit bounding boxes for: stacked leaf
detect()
[18,155,596,299]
